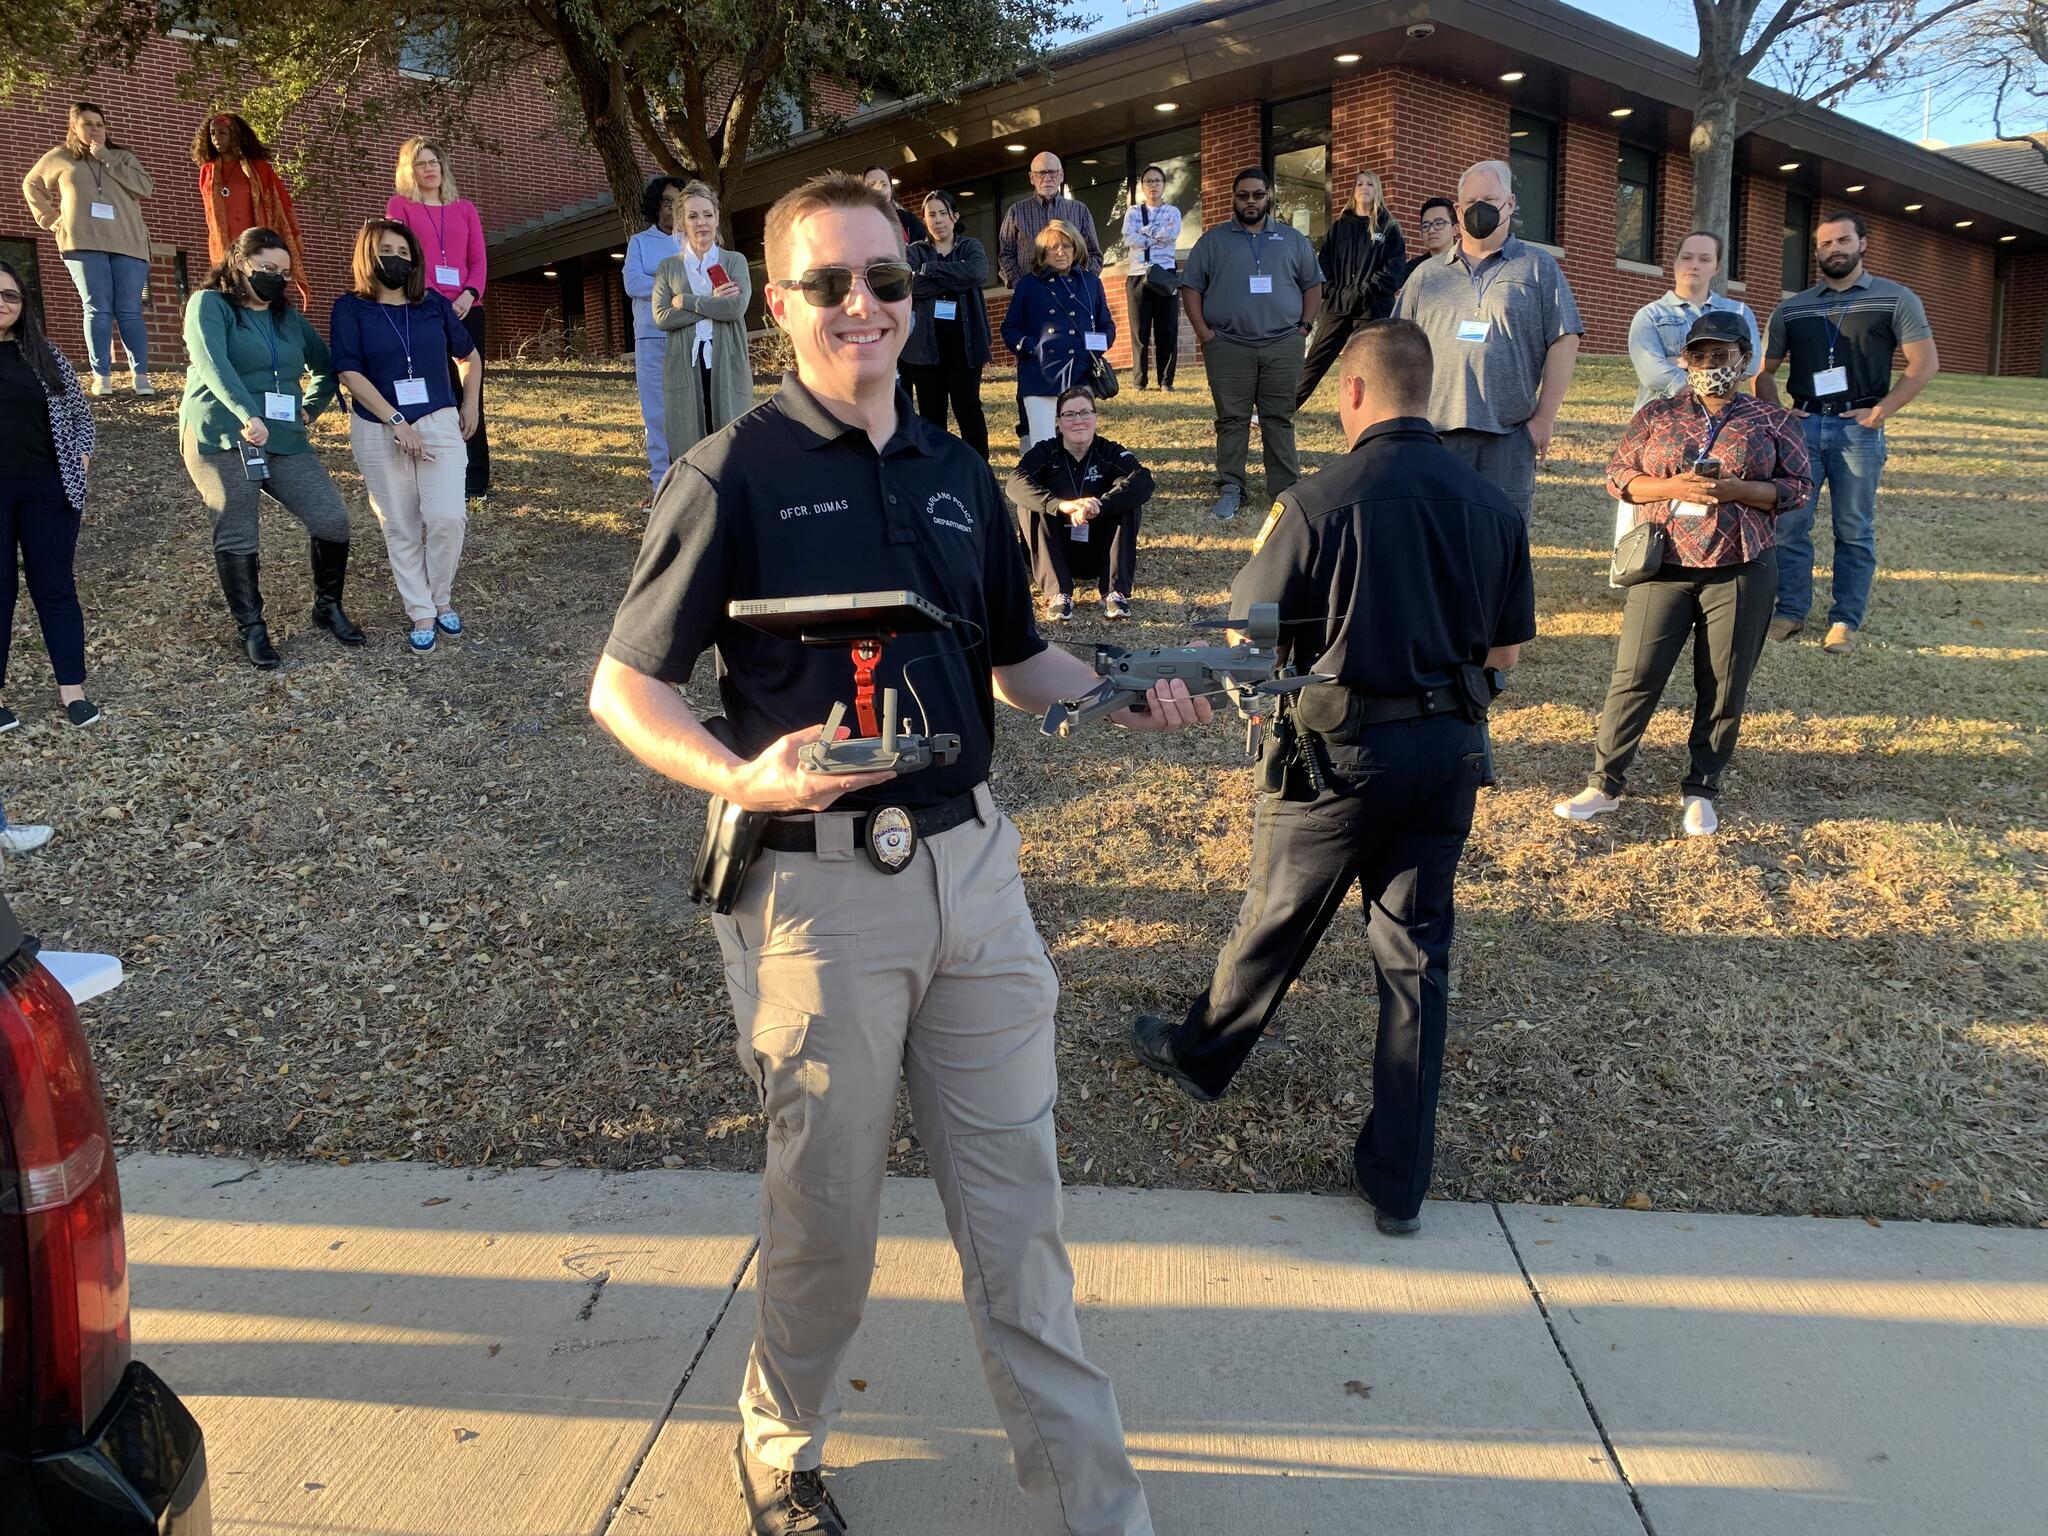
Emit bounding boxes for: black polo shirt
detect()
[1765,271,1932,408]
[1232,417,1535,694]
[604,373,1046,811]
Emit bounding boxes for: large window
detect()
[1266,92,1331,241]
[1508,112,1557,245]
[1615,144,1657,264]
[1781,188,1813,293]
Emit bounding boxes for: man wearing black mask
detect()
[1393,159,1581,526]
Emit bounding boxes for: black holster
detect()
[690,718,768,914]
[1452,664,1502,788]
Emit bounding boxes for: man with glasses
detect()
[591,170,1202,1536]
[1404,196,1457,281]
[999,153,1103,440]
[1393,159,1581,526]
[1180,165,1324,522]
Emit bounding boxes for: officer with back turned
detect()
[1129,318,1534,1236]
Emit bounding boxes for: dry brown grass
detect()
[9,355,2044,1222]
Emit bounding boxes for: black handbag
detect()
[1610,518,1668,587]
[1143,263,1180,299]
[1089,351,1120,400]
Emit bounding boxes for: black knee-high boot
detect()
[309,538,366,646]
[214,550,281,670]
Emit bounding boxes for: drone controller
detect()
[728,590,962,777]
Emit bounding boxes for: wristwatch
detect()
[387,410,405,428]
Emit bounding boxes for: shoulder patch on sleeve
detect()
[1252,498,1288,555]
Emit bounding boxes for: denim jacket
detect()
[1627,290,1759,411]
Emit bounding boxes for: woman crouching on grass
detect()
[1006,386,1152,623]
[330,219,480,653]
[1555,311,1811,838]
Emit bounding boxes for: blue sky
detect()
[1069,1,2038,149]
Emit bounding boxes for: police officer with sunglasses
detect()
[589,170,1208,1536]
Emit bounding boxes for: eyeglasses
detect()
[770,262,914,307]
[1057,409,1096,421]
[0,290,22,306]
[1234,189,1269,199]
[1030,169,1063,180]
[1419,218,1453,232]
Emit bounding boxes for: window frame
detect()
[1262,90,1333,242]
[1507,111,1559,245]
[1781,187,1814,294]
[1614,143,1658,265]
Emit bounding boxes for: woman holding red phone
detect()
[651,181,752,465]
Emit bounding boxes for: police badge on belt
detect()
[865,805,917,873]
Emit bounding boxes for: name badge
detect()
[1811,364,1849,397]
[393,377,430,406]
[1672,501,1711,519]
[89,200,117,221]
[1084,330,1109,352]
[1070,522,1090,542]
[1248,273,1274,295]
[1456,318,1491,343]
[263,391,297,422]
[933,299,958,321]
[435,264,461,288]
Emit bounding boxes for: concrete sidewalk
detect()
[118,1153,2048,1536]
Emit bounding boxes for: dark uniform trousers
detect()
[1021,505,1141,601]
[1124,276,1179,390]
[1171,712,1487,1220]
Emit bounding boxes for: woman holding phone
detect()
[651,180,751,464]
[1556,312,1810,838]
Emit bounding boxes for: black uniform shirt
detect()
[1765,271,1931,407]
[604,373,1047,811]
[1233,417,1536,693]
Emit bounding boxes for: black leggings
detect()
[904,355,989,460]
[455,304,489,496]
[1126,276,1179,389]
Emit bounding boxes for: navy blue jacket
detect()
[1002,269,1114,397]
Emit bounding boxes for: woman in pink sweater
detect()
[386,137,490,498]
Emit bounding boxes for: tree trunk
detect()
[551,27,661,241]
[1690,85,1741,294]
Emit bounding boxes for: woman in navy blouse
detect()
[330,219,480,653]
[1002,219,1114,449]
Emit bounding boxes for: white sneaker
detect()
[1682,795,1718,837]
[131,372,156,397]
[0,824,54,854]
[90,374,113,397]
[1554,788,1621,821]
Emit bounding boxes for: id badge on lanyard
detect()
[1812,307,1849,397]
[264,391,297,422]
[394,377,430,406]
[933,299,958,321]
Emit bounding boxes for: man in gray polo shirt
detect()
[1180,165,1324,521]
[1393,158,1581,525]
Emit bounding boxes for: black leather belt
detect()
[1349,688,1459,725]
[761,788,982,853]
[1795,396,1881,416]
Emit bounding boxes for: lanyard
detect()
[1239,223,1267,274]
[1695,398,1739,460]
[84,153,105,195]
[378,301,416,379]
[424,200,450,260]
[256,309,282,393]
[1822,304,1847,367]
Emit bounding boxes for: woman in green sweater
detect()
[180,226,364,669]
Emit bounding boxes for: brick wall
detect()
[1998,249,2048,376]
[1,36,618,368]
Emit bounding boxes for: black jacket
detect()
[901,236,992,370]
[1007,433,1154,523]
[1318,209,1407,320]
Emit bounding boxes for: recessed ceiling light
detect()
[1778,162,1800,171]
[1336,52,1363,64]
[610,252,624,261]
[1154,102,1179,112]
[1510,129,1529,139]
[1904,202,1923,211]
[1845,184,1866,192]
[1005,143,1027,152]
[1080,158,1098,166]
[959,189,975,197]
[1499,70,1525,83]
[889,176,900,185]
[1955,219,1973,228]
[542,269,558,279]
[1609,107,1633,118]
[2000,233,2016,241]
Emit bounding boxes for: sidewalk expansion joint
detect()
[1491,1202,1659,1536]
[597,1236,759,1534]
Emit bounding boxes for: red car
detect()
[0,890,211,1532]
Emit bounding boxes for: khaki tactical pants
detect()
[710,785,1153,1536]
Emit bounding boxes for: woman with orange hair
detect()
[193,112,309,304]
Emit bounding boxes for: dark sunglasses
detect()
[1234,188,1270,198]
[771,262,914,307]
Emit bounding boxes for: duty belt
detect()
[760,787,982,853]
[1795,395,1882,416]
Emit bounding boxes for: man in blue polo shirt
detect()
[1756,210,1938,653]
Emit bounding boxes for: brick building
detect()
[7,0,2047,379]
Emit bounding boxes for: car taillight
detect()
[0,954,130,1449]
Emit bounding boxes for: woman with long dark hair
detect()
[193,112,310,305]
[0,259,99,728]
[180,227,361,669]
[21,102,155,396]
[902,190,991,458]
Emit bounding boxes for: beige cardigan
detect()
[22,145,154,260]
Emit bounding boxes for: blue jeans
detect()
[60,250,150,379]
[1776,414,1886,629]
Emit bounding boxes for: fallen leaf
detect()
[848,1379,867,1392]
[1343,1380,1371,1400]
[422,1197,451,1207]
[1623,1192,1653,1211]
[486,1343,501,1357]
[454,1427,479,1444]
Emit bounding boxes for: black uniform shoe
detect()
[1129,1014,1220,1102]
[65,698,101,727]
[734,1434,847,1535]
[214,550,282,670]
[1348,1159,1421,1235]
[308,538,367,646]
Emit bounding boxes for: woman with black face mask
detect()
[331,218,481,652]
[180,225,360,669]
